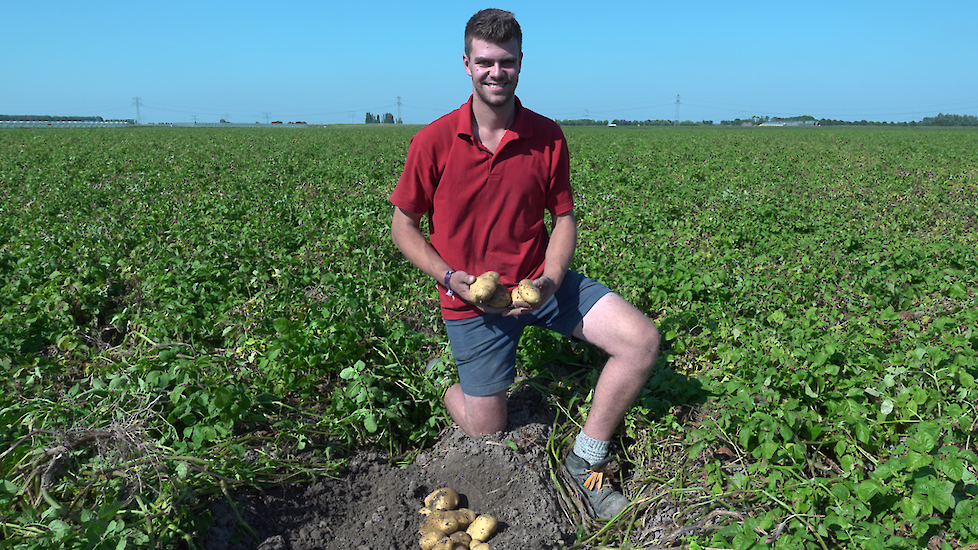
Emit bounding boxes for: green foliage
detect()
[1,126,977,549]
[0,127,442,548]
[561,126,978,548]
[922,113,978,126]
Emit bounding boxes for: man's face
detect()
[463,38,522,109]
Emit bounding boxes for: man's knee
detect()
[638,321,661,363]
[445,386,508,436]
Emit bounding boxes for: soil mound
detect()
[203,386,573,549]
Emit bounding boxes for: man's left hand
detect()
[505,276,557,316]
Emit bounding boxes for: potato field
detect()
[1,125,976,549]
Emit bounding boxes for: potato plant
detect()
[0,126,976,549]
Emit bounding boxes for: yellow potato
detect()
[420,511,459,535]
[451,508,477,527]
[419,531,447,550]
[485,283,512,308]
[424,487,460,511]
[466,514,498,542]
[449,531,471,546]
[468,271,500,303]
[470,543,490,550]
[516,279,542,306]
[431,539,455,550]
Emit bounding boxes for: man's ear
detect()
[462,53,472,76]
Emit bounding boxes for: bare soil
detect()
[201,386,575,550]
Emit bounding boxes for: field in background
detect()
[1,126,976,549]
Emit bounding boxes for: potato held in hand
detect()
[511,279,542,307]
[485,283,512,308]
[468,271,501,304]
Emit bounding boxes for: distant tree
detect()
[365,112,381,124]
[382,113,395,124]
[924,113,978,126]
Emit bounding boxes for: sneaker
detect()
[562,451,629,519]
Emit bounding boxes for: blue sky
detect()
[4,0,976,124]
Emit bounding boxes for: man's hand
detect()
[506,276,557,316]
[448,272,555,317]
[445,270,477,303]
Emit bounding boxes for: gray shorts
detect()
[444,270,611,396]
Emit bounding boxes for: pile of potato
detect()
[418,487,497,550]
[469,271,542,309]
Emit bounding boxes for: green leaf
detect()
[856,479,882,501]
[906,450,933,471]
[960,370,976,389]
[880,399,894,416]
[923,479,955,513]
[363,413,378,433]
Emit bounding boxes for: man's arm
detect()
[512,209,577,311]
[390,207,485,305]
[390,207,450,282]
[542,209,577,288]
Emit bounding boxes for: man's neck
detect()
[471,97,516,133]
[470,97,516,154]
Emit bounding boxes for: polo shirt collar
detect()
[456,95,534,142]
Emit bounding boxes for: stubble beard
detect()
[475,81,516,110]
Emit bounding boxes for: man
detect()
[389,8,660,519]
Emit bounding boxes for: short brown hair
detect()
[464,9,522,54]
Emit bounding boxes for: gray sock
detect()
[573,431,609,465]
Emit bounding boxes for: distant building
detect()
[0,115,136,127]
[760,120,819,127]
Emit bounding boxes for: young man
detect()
[389,8,660,519]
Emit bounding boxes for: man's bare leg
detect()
[443,384,508,436]
[562,292,659,517]
[573,292,660,441]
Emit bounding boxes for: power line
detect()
[131,97,142,124]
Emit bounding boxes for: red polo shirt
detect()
[391,96,574,320]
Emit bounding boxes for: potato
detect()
[468,271,500,303]
[485,283,512,308]
[517,279,542,306]
[449,531,471,546]
[431,539,455,550]
[469,543,490,550]
[466,514,498,542]
[511,279,542,307]
[420,511,459,535]
[424,487,460,511]
[419,531,448,550]
[451,508,477,527]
